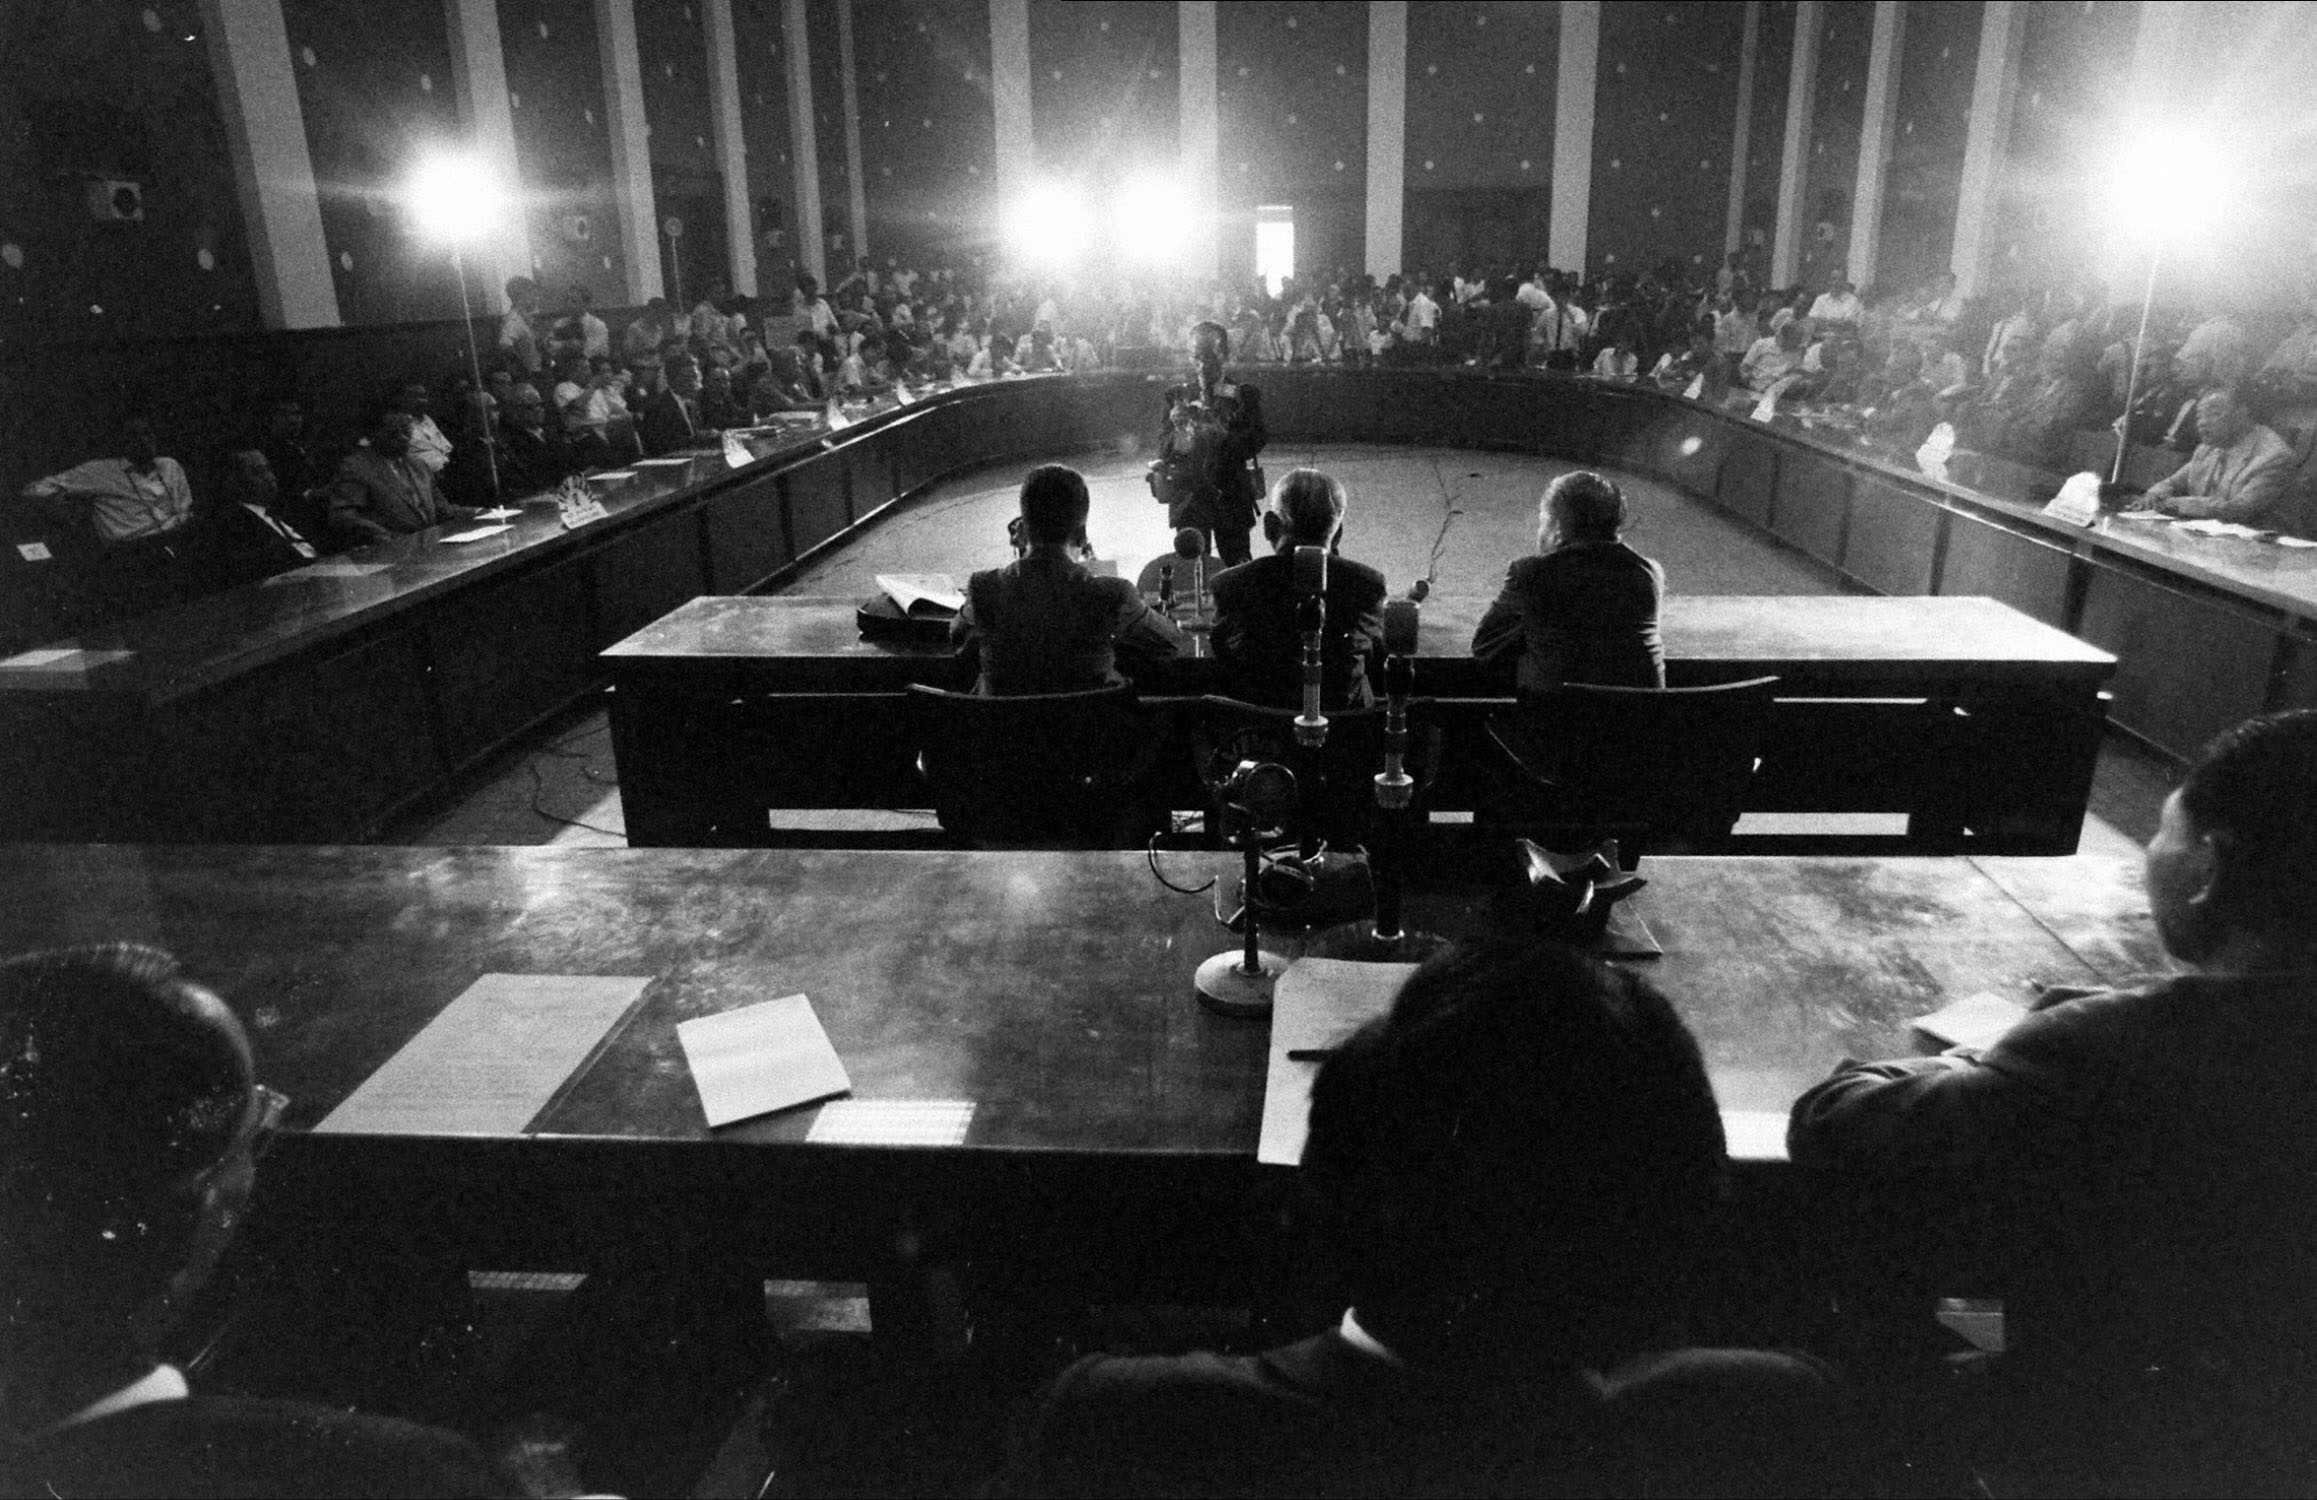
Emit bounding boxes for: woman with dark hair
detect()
[1472,471,1666,693]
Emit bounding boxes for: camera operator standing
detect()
[1151,320,1267,565]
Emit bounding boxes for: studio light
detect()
[405,150,508,245]
[1112,175,1190,267]
[1005,182,1091,267]
[2100,128,2234,486]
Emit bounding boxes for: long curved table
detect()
[2,369,2308,844]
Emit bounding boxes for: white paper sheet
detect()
[264,562,393,585]
[438,524,514,544]
[315,973,649,1136]
[1258,960,1418,1166]
[589,469,638,481]
[474,507,522,520]
[677,993,852,1128]
[2277,535,2317,549]
[1719,1110,1791,1163]
[0,648,81,668]
[1911,990,2028,1052]
[633,456,694,467]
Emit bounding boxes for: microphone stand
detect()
[1370,652,1415,949]
[1293,593,1329,867]
[1195,778,1292,1018]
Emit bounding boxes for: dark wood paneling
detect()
[2271,628,2317,715]
[702,475,792,594]
[1716,433,1780,530]
[1770,451,1850,564]
[1937,510,2076,628]
[594,511,709,645]
[1844,477,1942,596]
[786,455,851,557]
[2076,563,2281,760]
[428,557,599,764]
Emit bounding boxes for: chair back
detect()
[1485,676,1778,849]
[908,682,1165,847]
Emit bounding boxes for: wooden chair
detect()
[907,682,1168,848]
[1480,676,1780,855]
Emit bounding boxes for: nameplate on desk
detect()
[1259,959,1419,1167]
[315,973,650,1136]
[15,542,51,562]
[559,498,609,530]
[2040,472,2103,528]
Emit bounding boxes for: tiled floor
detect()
[391,441,2170,855]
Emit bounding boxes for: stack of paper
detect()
[677,993,852,1128]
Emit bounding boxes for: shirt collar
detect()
[51,1363,188,1433]
[1338,1307,1404,1366]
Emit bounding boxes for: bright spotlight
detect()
[1005,183,1091,266]
[1112,175,1190,267]
[2104,131,2229,245]
[406,150,507,245]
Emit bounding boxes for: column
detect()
[1364,1,1407,277]
[444,0,534,296]
[782,0,826,286]
[593,0,663,302]
[2126,0,2196,97]
[1549,0,1600,273]
[1846,0,1905,286]
[835,0,868,262]
[1949,0,2024,298]
[989,0,1033,214]
[703,0,759,295]
[197,0,339,329]
[1179,1,1218,283]
[1770,0,1822,285]
[1723,0,1759,257]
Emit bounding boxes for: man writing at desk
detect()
[1791,710,2317,1494]
[2126,384,2297,529]
[952,464,1183,696]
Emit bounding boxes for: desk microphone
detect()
[1293,546,1329,751]
[1173,527,1208,615]
[1404,578,1431,605]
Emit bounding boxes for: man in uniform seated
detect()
[1005,940,1848,1497]
[2127,384,2298,528]
[0,944,516,1496]
[1791,710,2317,1495]
[1209,468,1387,710]
[951,464,1183,696]
[328,409,482,546]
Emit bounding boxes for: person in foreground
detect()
[1004,940,1848,1498]
[0,944,517,1497]
[1209,468,1388,710]
[1472,470,1666,693]
[1789,709,2317,1496]
[952,464,1184,696]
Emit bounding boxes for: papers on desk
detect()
[634,456,694,468]
[1259,960,1419,1166]
[438,524,513,544]
[875,572,965,616]
[0,647,83,669]
[589,469,638,482]
[1911,990,2028,1053]
[2173,518,2266,539]
[316,974,650,1136]
[724,430,755,469]
[474,507,522,521]
[676,993,852,1128]
[265,561,392,584]
[2276,534,2317,548]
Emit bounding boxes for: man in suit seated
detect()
[1004,939,1847,1497]
[1791,710,2317,1495]
[496,384,578,498]
[328,409,481,547]
[951,464,1183,696]
[201,447,323,591]
[1209,468,1388,710]
[638,354,711,456]
[0,944,516,1496]
[2126,384,2299,528]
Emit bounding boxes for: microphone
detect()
[1293,546,1329,753]
[1173,527,1208,615]
[1292,542,1328,599]
[1404,578,1431,605]
[1382,599,1420,658]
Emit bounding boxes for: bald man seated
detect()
[2128,384,2298,529]
[0,944,517,1498]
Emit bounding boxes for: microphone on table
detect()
[1368,600,1438,959]
[1293,546,1329,751]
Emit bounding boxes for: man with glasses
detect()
[0,944,514,1495]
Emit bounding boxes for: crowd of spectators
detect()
[19,243,2317,640]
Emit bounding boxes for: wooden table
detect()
[603,593,2117,853]
[2,842,2164,1292]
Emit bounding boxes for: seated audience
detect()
[1589,335,1640,381]
[256,396,331,543]
[1006,939,1847,1498]
[21,416,201,619]
[1473,471,1666,693]
[496,384,577,497]
[1652,325,1729,399]
[1806,278,1863,335]
[1790,710,2317,1495]
[328,409,481,545]
[698,364,749,431]
[2129,384,2298,527]
[0,943,518,1496]
[436,389,503,510]
[748,349,817,416]
[391,378,454,477]
[497,276,543,374]
[638,355,709,456]
[1964,331,2102,471]
[1209,469,1388,711]
[201,447,321,590]
[950,464,1182,696]
[1741,321,1806,392]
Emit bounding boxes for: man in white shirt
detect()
[1401,284,1441,346]
[797,274,838,338]
[496,275,543,374]
[1806,280,1863,332]
[1516,266,1552,312]
[22,417,194,546]
[391,380,454,476]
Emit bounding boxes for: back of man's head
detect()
[1303,940,1724,1363]
[1543,470,1628,546]
[1017,463,1090,545]
[2176,710,2317,943]
[1,946,257,1373]
[1271,468,1345,547]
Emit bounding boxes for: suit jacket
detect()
[1472,543,1666,694]
[201,503,320,591]
[328,447,476,545]
[1209,549,1388,709]
[496,423,577,499]
[1002,1330,1844,1499]
[950,547,1184,696]
[1156,378,1266,533]
[0,1393,516,1498]
[638,388,703,456]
